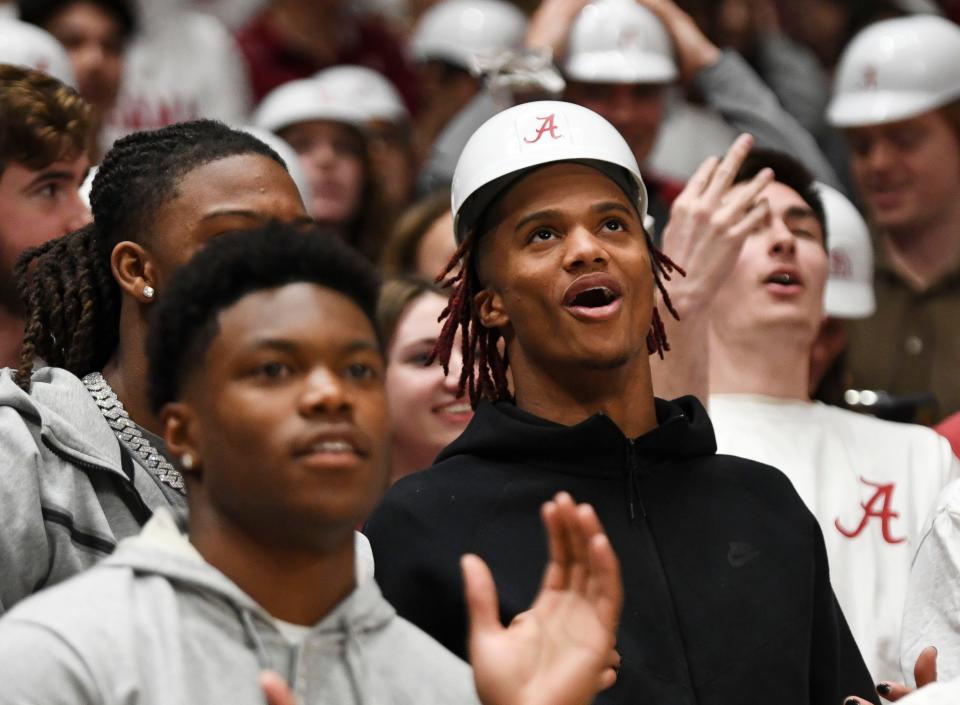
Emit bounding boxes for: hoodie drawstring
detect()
[236,607,273,671]
[342,618,372,705]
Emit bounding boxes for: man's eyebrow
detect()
[242,337,379,354]
[591,201,634,217]
[514,208,563,233]
[26,170,76,188]
[201,209,262,221]
[784,206,817,220]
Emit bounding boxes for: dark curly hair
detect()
[13,119,286,389]
[735,148,827,249]
[146,222,381,413]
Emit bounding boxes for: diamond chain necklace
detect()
[82,371,185,494]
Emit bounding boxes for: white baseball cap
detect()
[252,78,369,134]
[411,0,527,72]
[827,15,960,128]
[451,100,647,243]
[564,0,677,85]
[0,18,76,88]
[313,65,409,124]
[816,183,876,319]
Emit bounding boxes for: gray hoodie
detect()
[0,509,479,705]
[0,366,185,616]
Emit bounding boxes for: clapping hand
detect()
[465,492,624,705]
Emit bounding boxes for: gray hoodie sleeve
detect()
[755,34,831,139]
[0,619,102,703]
[694,50,842,190]
[0,408,53,617]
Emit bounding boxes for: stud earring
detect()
[180,452,195,470]
[142,285,155,300]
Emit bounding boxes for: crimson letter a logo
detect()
[524,114,562,144]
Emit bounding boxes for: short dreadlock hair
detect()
[428,163,684,408]
[0,63,92,176]
[146,222,381,413]
[14,119,287,389]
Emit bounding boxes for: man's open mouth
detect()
[566,286,621,308]
[562,274,624,320]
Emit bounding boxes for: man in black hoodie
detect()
[364,101,879,705]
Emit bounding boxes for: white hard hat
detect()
[451,100,647,242]
[816,183,876,319]
[411,0,527,72]
[0,18,76,88]
[241,126,315,216]
[564,0,677,85]
[314,65,409,124]
[252,78,369,134]
[827,15,960,128]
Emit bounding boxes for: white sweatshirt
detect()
[709,394,959,683]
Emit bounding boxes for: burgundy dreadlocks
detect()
[429,217,685,408]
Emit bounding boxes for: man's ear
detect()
[474,287,510,329]
[111,241,159,303]
[162,402,202,476]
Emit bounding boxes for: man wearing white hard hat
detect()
[315,65,416,219]
[667,148,958,684]
[827,15,960,421]
[365,99,878,705]
[528,0,842,232]
[410,0,527,162]
[0,64,92,368]
[254,77,391,260]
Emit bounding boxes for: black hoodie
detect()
[365,397,879,705]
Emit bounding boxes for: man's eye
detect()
[257,361,291,379]
[529,228,556,243]
[347,362,378,380]
[37,184,59,199]
[603,218,625,232]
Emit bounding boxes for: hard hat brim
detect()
[564,52,677,85]
[827,89,960,127]
[454,158,647,244]
[824,279,876,319]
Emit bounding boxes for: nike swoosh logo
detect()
[727,541,761,568]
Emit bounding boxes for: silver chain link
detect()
[82,372,185,494]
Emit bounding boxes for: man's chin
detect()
[576,349,636,371]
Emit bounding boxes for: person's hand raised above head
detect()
[659,132,773,319]
[634,0,721,81]
[525,0,591,59]
[465,492,624,705]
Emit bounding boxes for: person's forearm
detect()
[694,51,843,190]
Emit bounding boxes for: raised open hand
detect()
[659,132,773,317]
[464,492,623,705]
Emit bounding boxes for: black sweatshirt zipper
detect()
[625,442,648,522]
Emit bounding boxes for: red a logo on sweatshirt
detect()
[834,477,906,545]
[524,114,562,143]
